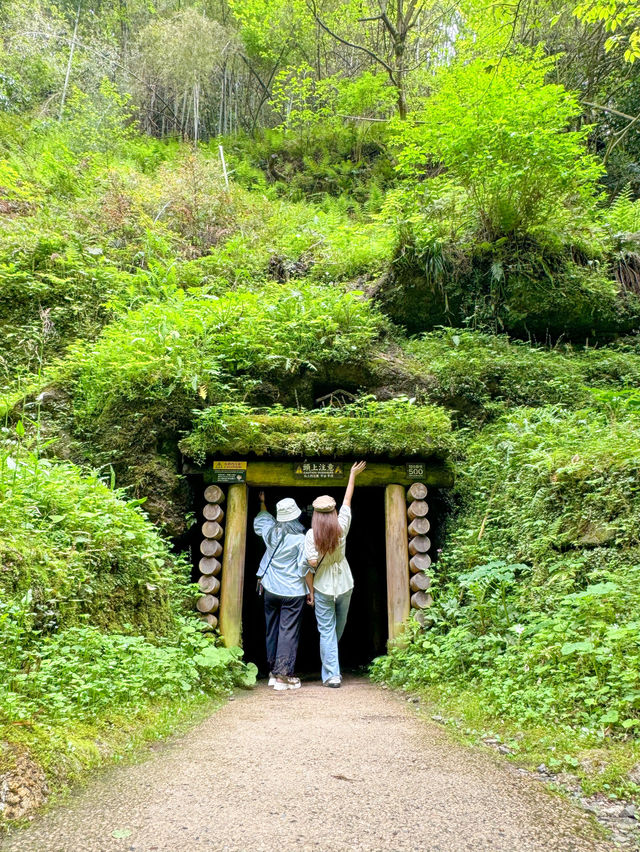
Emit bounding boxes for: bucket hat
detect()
[312,495,336,513]
[276,497,302,522]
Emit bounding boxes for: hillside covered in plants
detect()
[3,0,640,820]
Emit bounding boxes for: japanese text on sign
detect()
[294,461,344,479]
[212,460,247,483]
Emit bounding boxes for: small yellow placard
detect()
[213,461,247,470]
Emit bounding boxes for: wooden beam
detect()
[219,483,248,649]
[198,460,454,488]
[385,484,410,641]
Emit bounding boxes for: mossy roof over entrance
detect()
[179,399,454,462]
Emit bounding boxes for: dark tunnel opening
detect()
[243,486,388,676]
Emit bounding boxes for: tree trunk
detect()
[59,2,81,120]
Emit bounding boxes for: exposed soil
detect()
[1,678,618,852]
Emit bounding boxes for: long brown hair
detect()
[312,509,341,557]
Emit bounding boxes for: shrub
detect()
[373,403,640,733]
[394,54,603,241]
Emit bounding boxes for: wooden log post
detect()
[410,590,432,609]
[199,556,222,576]
[203,503,224,522]
[198,575,221,595]
[219,483,248,648]
[407,482,428,501]
[407,500,429,520]
[201,520,224,540]
[200,539,222,558]
[406,481,433,613]
[409,553,431,574]
[410,572,431,592]
[408,535,431,556]
[408,517,430,536]
[200,613,218,629]
[196,594,219,613]
[385,484,410,642]
[204,484,225,504]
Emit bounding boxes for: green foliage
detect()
[574,0,640,60]
[0,620,255,725]
[180,397,454,460]
[404,330,640,417]
[603,187,640,233]
[395,55,603,241]
[373,403,640,734]
[0,440,179,632]
[0,436,255,808]
[70,282,384,426]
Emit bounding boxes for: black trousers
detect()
[264,590,306,676]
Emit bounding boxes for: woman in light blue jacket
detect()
[254,493,313,691]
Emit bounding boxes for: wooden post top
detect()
[193,458,454,488]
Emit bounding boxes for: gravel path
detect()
[2,677,615,852]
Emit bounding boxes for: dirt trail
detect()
[2,678,615,852]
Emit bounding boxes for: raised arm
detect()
[343,461,366,508]
[259,490,267,512]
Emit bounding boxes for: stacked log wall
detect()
[406,482,432,615]
[196,484,226,628]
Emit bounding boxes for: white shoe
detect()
[268,672,276,687]
[324,676,341,688]
[273,676,301,691]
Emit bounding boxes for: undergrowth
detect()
[372,401,640,790]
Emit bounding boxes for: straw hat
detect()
[276,497,302,522]
[312,495,336,513]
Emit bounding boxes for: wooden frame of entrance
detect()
[198,460,454,649]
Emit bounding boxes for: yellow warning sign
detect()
[212,460,247,482]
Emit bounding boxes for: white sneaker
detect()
[324,676,341,688]
[268,672,276,687]
[273,676,301,691]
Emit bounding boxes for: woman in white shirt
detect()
[305,461,366,687]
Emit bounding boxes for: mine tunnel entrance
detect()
[242,486,388,675]
[187,458,452,672]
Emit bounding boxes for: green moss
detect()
[378,236,639,340]
[179,398,454,461]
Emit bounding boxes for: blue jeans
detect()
[314,589,352,682]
